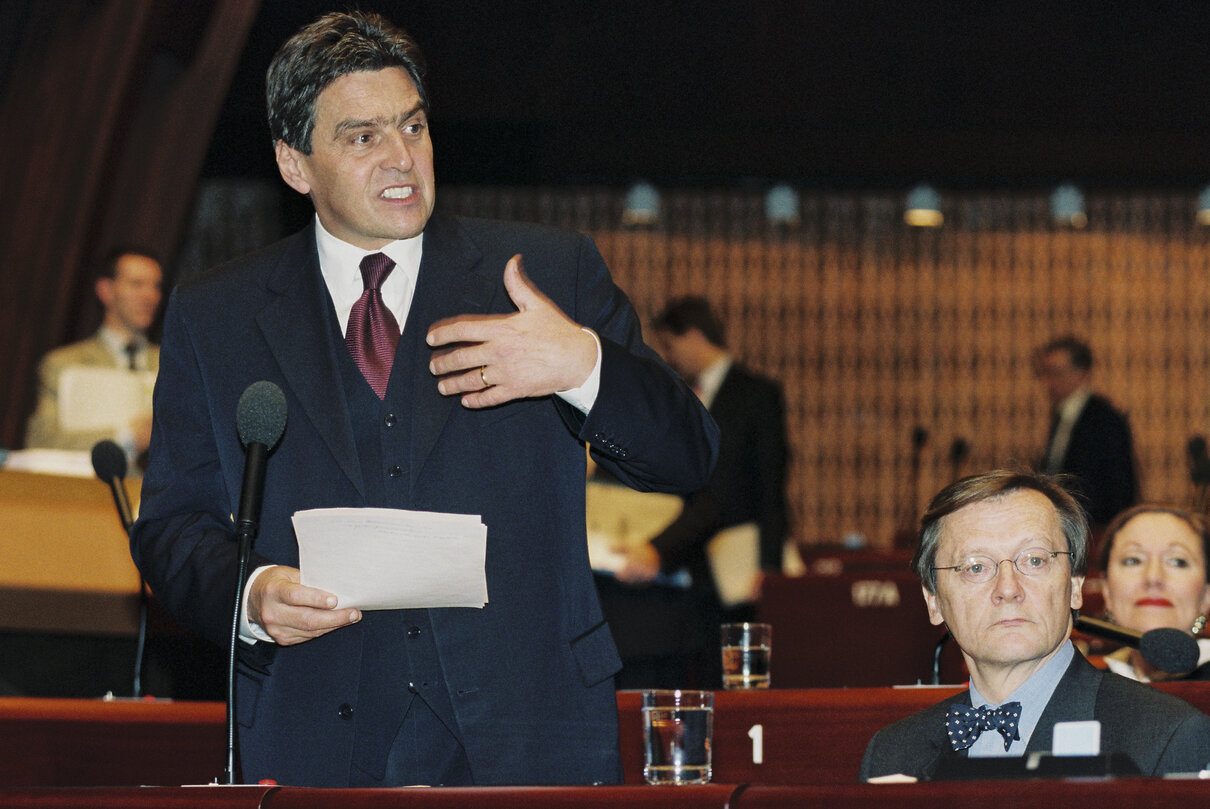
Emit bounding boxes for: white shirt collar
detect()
[97,325,147,366]
[313,215,424,335]
[695,354,732,409]
[1055,387,1092,425]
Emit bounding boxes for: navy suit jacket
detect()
[130,214,718,786]
[651,363,790,578]
[1050,393,1138,527]
[859,652,1210,781]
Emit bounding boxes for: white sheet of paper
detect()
[59,366,155,431]
[1052,720,1101,756]
[292,507,488,610]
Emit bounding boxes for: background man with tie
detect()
[859,469,1210,781]
[130,11,717,788]
[1036,336,1138,530]
[605,296,789,688]
[24,247,163,460]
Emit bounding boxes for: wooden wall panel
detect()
[440,187,1210,550]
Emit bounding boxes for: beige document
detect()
[292,507,488,610]
[585,480,760,606]
[58,366,155,431]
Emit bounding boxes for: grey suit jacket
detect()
[24,331,159,450]
[859,652,1210,780]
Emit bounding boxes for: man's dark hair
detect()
[1040,335,1093,372]
[652,296,727,348]
[267,11,428,154]
[912,468,1090,593]
[97,246,160,281]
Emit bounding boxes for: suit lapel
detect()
[926,692,973,774]
[1026,652,1099,754]
[257,228,364,497]
[406,215,497,487]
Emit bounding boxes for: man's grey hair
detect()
[912,468,1089,593]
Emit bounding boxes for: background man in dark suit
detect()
[605,296,789,687]
[130,11,717,788]
[860,469,1210,781]
[1036,336,1138,529]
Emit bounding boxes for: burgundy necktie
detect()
[346,252,400,399]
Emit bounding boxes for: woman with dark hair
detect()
[1099,504,1210,681]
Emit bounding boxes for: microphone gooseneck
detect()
[91,439,145,697]
[225,381,287,786]
[1075,615,1200,674]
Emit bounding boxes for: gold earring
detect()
[1192,614,1207,636]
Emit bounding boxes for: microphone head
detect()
[91,440,128,484]
[1138,627,1201,674]
[236,381,287,450]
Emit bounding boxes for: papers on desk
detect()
[58,366,155,431]
[0,448,96,477]
[292,507,488,610]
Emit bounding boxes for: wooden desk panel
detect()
[736,780,1210,809]
[7,683,1210,788]
[757,572,966,687]
[617,686,965,785]
[0,470,142,635]
[0,697,225,787]
[619,682,1210,786]
[265,785,739,809]
[5,781,1210,809]
[0,786,274,809]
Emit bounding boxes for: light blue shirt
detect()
[966,640,1075,757]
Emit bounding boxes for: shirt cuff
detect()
[555,328,601,414]
[239,565,275,644]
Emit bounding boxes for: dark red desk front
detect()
[5,683,1210,788]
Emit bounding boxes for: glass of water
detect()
[641,689,713,785]
[720,622,772,689]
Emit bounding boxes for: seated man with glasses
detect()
[859,469,1210,781]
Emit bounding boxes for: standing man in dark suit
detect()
[1036,336,1138,529]
[860,469,1210,781]
[130,11,717,788]
[609,296,789,687]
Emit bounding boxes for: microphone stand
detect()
[931,630,951,685]
[225,529,254,785]
[93,442,147,698]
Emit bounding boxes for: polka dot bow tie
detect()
[945,702,1022,752]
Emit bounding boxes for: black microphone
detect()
[91,440,133,532]
[1075,615,1200,674]
[1187,436,1210,484]
[911,426,929,453]
[225,381,287,785]
[92,440,147,698]
[948,437,970,482]
[235,381,288,541]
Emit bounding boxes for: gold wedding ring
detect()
[480,365,489,387]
